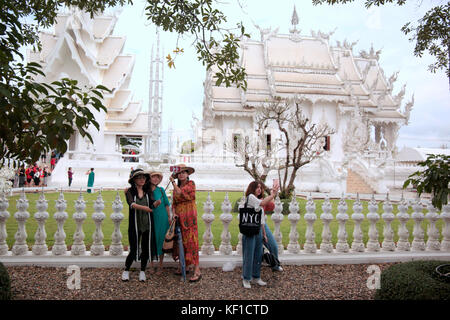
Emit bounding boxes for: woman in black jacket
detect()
[122,169,161,282]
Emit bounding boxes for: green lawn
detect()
[2,191,443,250]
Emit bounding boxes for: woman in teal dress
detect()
[148,171,170,274]
[86,168,95,193]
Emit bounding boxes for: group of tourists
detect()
[12,164,51,188]
[121,163,283,288]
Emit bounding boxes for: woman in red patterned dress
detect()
[169,164,201,282]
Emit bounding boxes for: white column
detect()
[201,192,215,255]
[336,195,349,253]
[396,194,410,251]
[52,191,68,255]
[441,202,450,251]
[287,196,301,254]
[320,195,334,253]
[0,193,10,255]
[303,194,317,253]
[367,194,380,252]
[351,194,365,252]
[219,192,233,255]
[32,191,49,255]
[110,191,124,256]
[72,191,87,255]
[236,192,245,255]
[425,200,440,251]
[91,191,106,256]
[12,190,30,255]
[381,193,395,251]
[271,195,284,255]
[411,195,425,251]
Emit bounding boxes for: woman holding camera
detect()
[169,164,201,282]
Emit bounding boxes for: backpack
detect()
[238,197,262,236]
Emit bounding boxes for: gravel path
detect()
[6,263,395,300]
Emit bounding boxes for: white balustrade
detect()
[441,203,450,251]
[411,195,426,251]
[381,194,395,251]
[335,195,349,253]
[0,193,10,255]
[271,195,284,255]
[219,192,233,255]
[52,191,68,255]
[32,190,49,255]
[396,194,410,251]
[110,191,124,256]
[12,190,30,256]
[235,192,246,255]
[351,194,365,252]
[425,200,440,251]
[287,196,301,254]
[201,192,215,255]
[72,191,87,256]
[367,194,380,252]
[304,194,317,253]
[320,195,334,253]
[91,191,105,256]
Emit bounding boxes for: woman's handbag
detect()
[162,217,177,253]
[238,197,262,236]
[262,242,280,268]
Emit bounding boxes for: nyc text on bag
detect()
[239,197,262,236]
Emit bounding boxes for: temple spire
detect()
[291,5,299,29]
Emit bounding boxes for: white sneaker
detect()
[252,278,267,286]
[139,271,146,282]
[122,271,129,281]
[242,280,251,289]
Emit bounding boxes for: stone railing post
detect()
[351,194,365,252]
[236,193,246,255]
[336,195,349,253]
[52,191,68,255]
[381,194,395,251]
[303,194,317,253]
[219,192,233,255]
[271,195,284,255]
[441,202,450,251]
[110,191,124,256]
[32,190,49,255]
[12,190,30,255]
[367,194,380,252]
[411,195,425,251]
[72,191,87,256]
[0,193,10,255]
[425,200,440,251]
[396,194,410,251]
[201,192,215,255]
[287,196,301,254]
[91,190,106,256]
[320,195,334,253]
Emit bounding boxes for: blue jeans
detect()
[263,224,279,269]
[242,228,263,281]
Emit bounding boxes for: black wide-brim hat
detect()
[128,168,150,184]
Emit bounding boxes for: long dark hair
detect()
[245,180,265,199]
[128,175,152,198]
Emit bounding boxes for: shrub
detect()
[0,262,11,300]
[375,260,450,300]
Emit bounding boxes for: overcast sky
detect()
[113,0,449,150]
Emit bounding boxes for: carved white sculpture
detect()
[351,194,365,252]
[201,192,215,255]
[219,192,233,255]
[320,195,334,253]
[303,194,317,253]
[381,193,395,251]
[110,191,124,256]
[72,191,87,256]
[0,192,10,255]
[411,195,425,251]
[287,196,301,254]
[271,195,284,255]
[425,200,440,251]
[12,190,30,255]
[91,191,106,256]
[52,191,68,255]
[32,190,49,255]
[235,192,246,255]
[336,195,349,253]
[441,203,450,251]
[396,194,411,251]
[366,194,380,252]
